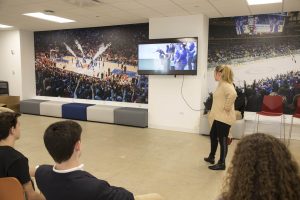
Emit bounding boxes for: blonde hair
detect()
[215,65,234,84]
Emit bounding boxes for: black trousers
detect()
[209,120,231,164]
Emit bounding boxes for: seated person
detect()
[219,133,300,200]
[234,86,246,119]
[0,112,45,200]
[0,106,14,113]
[36,120,163,200]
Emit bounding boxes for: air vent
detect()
[62,0,103,7]
[44,10,55,14]
[92,0,102,3]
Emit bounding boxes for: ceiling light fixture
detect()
[246,0,282,5]
[0,24,13,28]
[23,12,75,23]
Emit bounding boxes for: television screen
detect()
[235,13,287,35]
[138,37,198,75]
[0,81,9,95]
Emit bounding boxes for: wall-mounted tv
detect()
[0,81,9,96]
[138,37,198,75]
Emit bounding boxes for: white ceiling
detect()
[0,0,299,31]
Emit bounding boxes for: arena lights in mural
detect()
[34,23,149,104]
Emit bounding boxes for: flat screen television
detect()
[0,81,9,96]
[234,13,287,35]
[138,37,198,75]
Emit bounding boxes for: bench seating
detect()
[20,100,148,127]
[87,105,120,123]
[230,119,246,139]
[40,101,67,117]
[20,99,48,115]
[114,107,148,128]
[200,114,245,139]
[62,103,94,121]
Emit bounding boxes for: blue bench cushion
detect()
[62,103,94,121]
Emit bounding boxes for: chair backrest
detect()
[0,177,25,200]
[261,95,283,113]
[296,97,300,114]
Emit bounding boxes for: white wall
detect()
[0,30,22,97]
[19,30,35,100]
[2,17,298,139]
[0,30,35,100]
[148,15,209,133]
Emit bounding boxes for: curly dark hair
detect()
[221,133,300,200]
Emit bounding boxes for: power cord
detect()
[180,75,202,111]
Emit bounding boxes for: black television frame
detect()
[138,37,198,75]
[0,81,9,96]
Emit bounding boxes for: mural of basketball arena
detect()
[207,11,300,114]
[34,23,149,104]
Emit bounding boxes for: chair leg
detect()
[280,115,282,140]
[280,115,285,142]
[288,117,294,147]
[256,114,259,133]
[283,115,285,143]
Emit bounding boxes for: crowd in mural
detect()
[35,55,148,103]
[240,70,300,114]
[208,37,300,66]
[34,24,149,103]
[204,70,300,115]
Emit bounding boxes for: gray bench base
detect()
[114,107,148,128]
[20,99,48,115]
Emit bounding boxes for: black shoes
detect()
[208,163,226,170]
[204,157,215,164]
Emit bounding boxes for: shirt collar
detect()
[53,164,84,173]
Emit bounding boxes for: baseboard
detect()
[148,123,200,134]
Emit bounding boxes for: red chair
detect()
[256,95,285,140]
[0,177,25,200]
[288,97,300,146]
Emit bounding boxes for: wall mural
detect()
[207,11,300,114]
[34,23,149,104]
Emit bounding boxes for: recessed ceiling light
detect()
[23,12,75,23]
[0,24,13,28]
[247,0,282,5]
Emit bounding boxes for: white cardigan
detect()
[208,80,237,126]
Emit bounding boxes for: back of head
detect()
[0,112,21,141]
[215,65,234,84]
[44,120,82,163]
[222,133,300,200]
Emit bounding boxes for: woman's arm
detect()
[223,84,237,112]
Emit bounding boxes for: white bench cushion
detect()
[87,105,120,123]
[40,101,66,117]
[231,119,245,139]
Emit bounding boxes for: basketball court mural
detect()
[34,23,149,104]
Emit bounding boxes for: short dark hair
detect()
[44,120,82,163]
[0,112,21,140]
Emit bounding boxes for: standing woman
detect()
[205,65,237,170]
